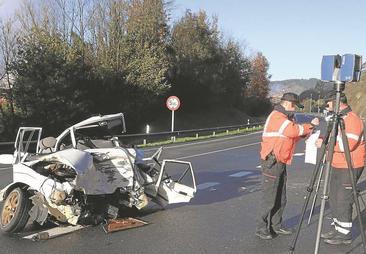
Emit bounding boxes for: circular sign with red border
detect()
[166,96,181,111]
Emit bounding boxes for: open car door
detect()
[14,127,42,163]
[150,159,196,206]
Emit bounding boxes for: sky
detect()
[171,0,366,81]
[1,0,365,81]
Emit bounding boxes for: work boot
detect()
[255,229,273,240]
[273,227,293,235]
[323,232,352,245]
[320,229,337,239]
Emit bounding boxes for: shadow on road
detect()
[284,178,366,254]
[188,169,262,206]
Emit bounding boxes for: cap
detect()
[280,92,304,108]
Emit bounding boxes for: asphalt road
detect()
[1,130,366,254]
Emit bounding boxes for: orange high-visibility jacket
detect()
[333,110,365,169]
[260,108,313,165]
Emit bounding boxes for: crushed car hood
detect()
[38,148,138,195]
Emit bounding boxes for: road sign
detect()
[166,96,180,111]
[166,96,180,132]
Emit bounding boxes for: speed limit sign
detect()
[166,96,180,132]
[166,96,180,111]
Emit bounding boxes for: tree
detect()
[220,39,251,107]
[0,0,273,139]
[124,0,171,95]
[0,17,19,139]
[170,10,223,110]
[10,31,93,135]
[246,52,271,99]
[243,52,272,116]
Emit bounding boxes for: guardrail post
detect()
[195,133,199,139]
[213,131,216,137]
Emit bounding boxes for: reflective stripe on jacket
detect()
[260,109,312,165]
[333,110,365,169]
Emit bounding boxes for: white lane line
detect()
[0,167,11,172]
[197,182,220,190]
[294,153,305,156]
[256,165,261,168]
[144,131,262,152]
[176,142,260,160]
[229,171,251,178]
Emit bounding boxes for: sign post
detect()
[166,96,181,133]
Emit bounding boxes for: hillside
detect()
[345,73,366,119]
[270,78,320,97]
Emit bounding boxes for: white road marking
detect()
[176,142,261,160]
[229,171,251,178]
[144,131,262,152]
[197,182,220,190]
[256,165,261,168]
[294,153,305,156]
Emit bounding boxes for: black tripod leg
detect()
[307,159,326,225]
[314,117,339,254]
[339,119,366,253]
[358,190,366,210]
[288,138,329,253]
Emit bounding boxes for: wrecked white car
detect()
[0,113,196,233]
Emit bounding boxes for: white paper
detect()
[305,130,320,165]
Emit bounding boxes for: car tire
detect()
[0,187,32,233]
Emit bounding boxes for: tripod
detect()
[307,153,326,226]
[289,81,366,254]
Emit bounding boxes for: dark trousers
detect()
[257,158,287,231]
[329,167,364,233]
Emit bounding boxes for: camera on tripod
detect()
[289,53,366,254]
[321,54,362,82]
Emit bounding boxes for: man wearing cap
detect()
[256,92,319,240]
[316,91,365,245]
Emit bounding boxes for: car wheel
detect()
[0,188,32,233]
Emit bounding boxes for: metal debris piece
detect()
[107,205,119,219]
[103,218,148,233]
[23,225,86,241]
[29,194,49,225]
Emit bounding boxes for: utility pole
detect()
[309,94,313,113]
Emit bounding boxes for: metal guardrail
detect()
[0,141,15,155]
[118,122,264,145]
[0,122,264,153]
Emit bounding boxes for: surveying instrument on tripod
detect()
[289,54,366,254]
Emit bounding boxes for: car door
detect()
[152,159,196,206]
[13,127,42,163]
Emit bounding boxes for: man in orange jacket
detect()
[256,92,319,240]
[316,91,365,245]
